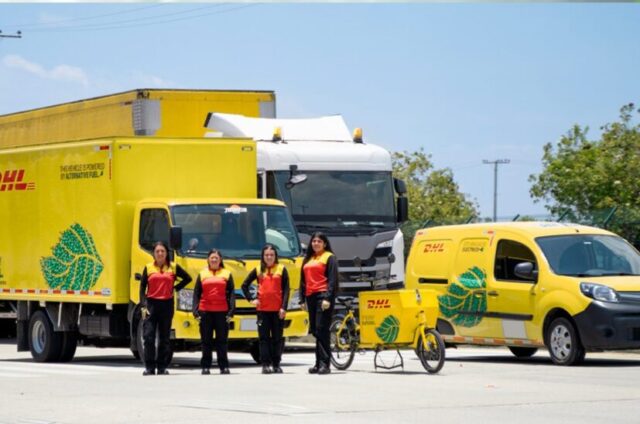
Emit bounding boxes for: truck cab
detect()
[205,113,408,297]
[129,198,307,360]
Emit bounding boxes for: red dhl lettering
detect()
[0,169,35,192]
[366,299,391,309]
[423,242,444,253]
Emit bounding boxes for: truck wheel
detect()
[546,317,585,366]
[508,346,538,358]
[58,331,78,362]
[29,310,63,362]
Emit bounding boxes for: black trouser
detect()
[306,293,333,368]
[199,311,229,370]
[143,298,174,371]
[257,311,284,367]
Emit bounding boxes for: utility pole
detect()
[483,159,510,222]
[0,30,22,39]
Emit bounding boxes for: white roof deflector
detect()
[206,113,352,142]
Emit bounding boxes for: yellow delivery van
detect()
[0,137,307,362]
[405,222,640,365]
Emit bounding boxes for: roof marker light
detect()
[353,128,363,143]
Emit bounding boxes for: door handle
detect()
[487,290,499,297]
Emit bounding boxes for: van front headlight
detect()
[580,283,619,302]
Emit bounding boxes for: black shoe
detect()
[220,368,230,375]
[318,365,331,375]
[142,368,155,376]
[157,369,169,375]
[202,368,210,375]
[262,365,272,374]
[308,365,319,374]
[272,366,283,374]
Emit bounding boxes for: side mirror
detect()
[396,196,408,223]
[169,226,183,251]
[514,262,538,282]
[394,178,407,195]
[286,173,307,189]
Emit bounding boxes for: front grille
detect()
[234,307,256,316]
[618,291,640,304]
[339,257,376,267]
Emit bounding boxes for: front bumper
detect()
[573,301,640,350]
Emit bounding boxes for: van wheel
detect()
[58,331,78,362]
[546,317,585,365]
[508,346,538,358]
[29,311,63,362]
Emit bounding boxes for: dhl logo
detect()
[367,299,391,309]
[0,170,35,192]
[423,242,445,253]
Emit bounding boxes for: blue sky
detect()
[1,3,639,218]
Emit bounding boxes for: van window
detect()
[537,234,640,277]
[139,209,170,253]
[494,239,537,282]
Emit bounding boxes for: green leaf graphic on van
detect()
[40,223,104,291]
[375,315,400,343]
[438,266,487,327]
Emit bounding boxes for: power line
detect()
[2,4,167,29]
[25,4,259,33]
[483,158,510,222]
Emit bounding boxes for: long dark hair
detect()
[153,241,171,268]
[259,243,279,275]
[207,249,225,269]
[302,231,333,266]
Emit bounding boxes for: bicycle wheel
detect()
[330,316,357,370]
[416,327,445,374]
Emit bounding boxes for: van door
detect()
[439,237,498,338]
[487,237,539,342]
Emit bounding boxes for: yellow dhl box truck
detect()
[0,137,307,362]
[0,88,275,149]
[406,222,640,365]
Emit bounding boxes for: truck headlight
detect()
[376,239,393,249]
[288,289,302,310]
[178,289,194,311]
[580,283,619,302]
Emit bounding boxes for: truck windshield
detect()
[171,204,301,259]
[270,171,396,229]
[536,234,640,277]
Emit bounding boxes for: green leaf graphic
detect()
[375,315,400,343]
[40,223,104,290]
[438,266,487,327]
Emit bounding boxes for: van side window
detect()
[139,209,170,253]
[494,240,537,282]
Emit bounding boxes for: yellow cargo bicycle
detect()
[330,289,445,373]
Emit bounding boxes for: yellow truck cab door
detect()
[485,235,540,344]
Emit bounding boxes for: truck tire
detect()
[546,317,585,366]
[29,310,63,362]
[58,331,78,362]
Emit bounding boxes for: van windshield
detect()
[536,234,640,277]
[171,204,301,259]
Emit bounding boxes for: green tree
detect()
[392,148,479,253]
[529,103,640,242]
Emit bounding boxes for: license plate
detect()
[240,319,258,331]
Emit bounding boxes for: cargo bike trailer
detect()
[330,289,446,373]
